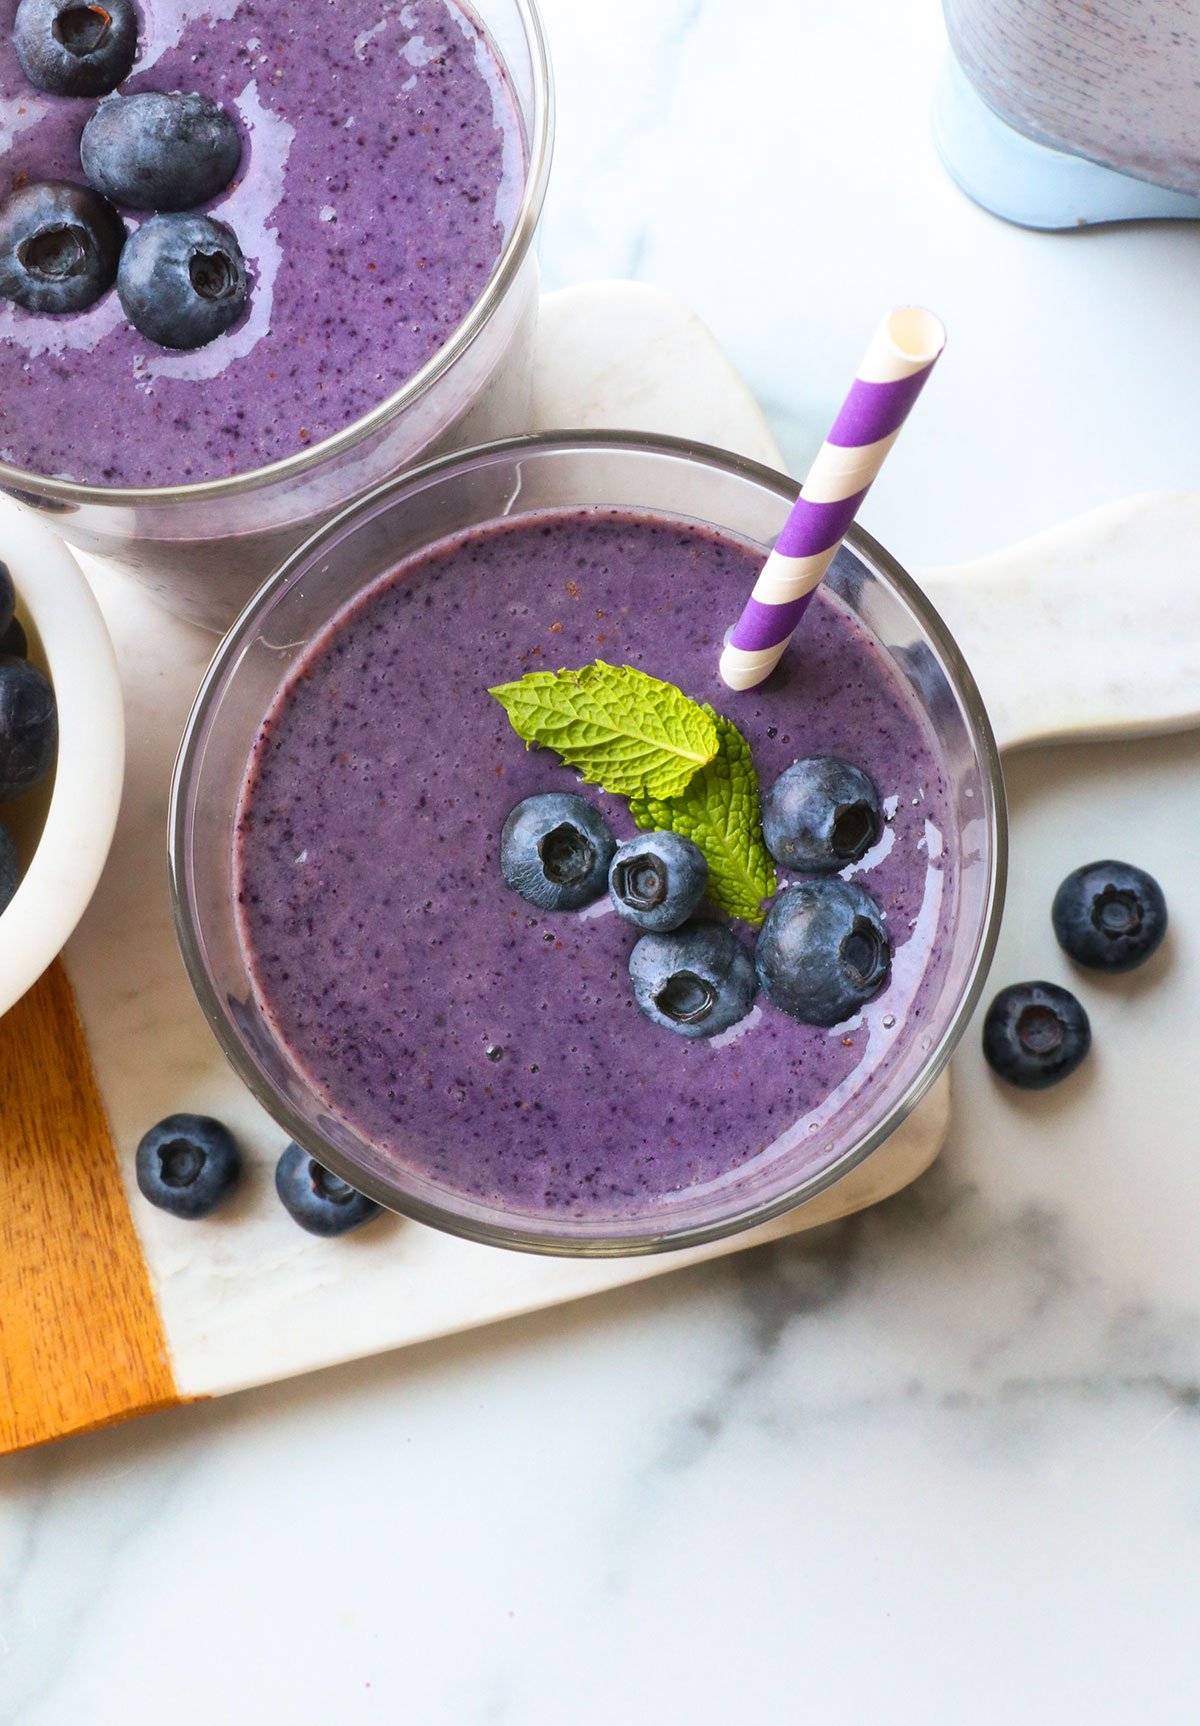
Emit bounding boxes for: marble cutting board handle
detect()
[917,493,1200,752]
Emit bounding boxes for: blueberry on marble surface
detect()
[13,0,138,97]
[0,823,20,915]
[500,792,615,911]
[629,923,757,1039]
[762,757,881,873]
[982,981,1091,1090]
[0,656,57,802]
[117,212,247,350]
[0,181,125,314]
[275,1143,382,1237]
[756,878,890,1026]
[82,92,243,212]
[608,830,708,932]
[135,1114,242,1218]
[1051,860,1167,973]
[0,564,13,639]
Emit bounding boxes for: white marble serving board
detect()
[44,283,947,1407]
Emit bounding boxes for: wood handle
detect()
[918,492,1200,752]
[0,961,181,1453]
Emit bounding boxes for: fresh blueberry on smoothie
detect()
[117,213,248,350]
[762,757,881,873]
[0,181,124,313]
[14,0,138,98]
[609,831,708,932]
[629,923,757,1039]
[756,879,891,1027]
[500,793,616,912]
[81,92,243,212]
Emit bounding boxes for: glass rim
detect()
[169,429,1009,1258]
[0,0,554,511]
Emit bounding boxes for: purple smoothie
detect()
[0,0,523,487]
[234,510,958,1224]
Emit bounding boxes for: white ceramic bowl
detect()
[0,505,125,1018]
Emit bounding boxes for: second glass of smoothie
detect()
[0,0,552,629]
[171,433,1006,1256]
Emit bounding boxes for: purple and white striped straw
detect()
[719,307,946,691]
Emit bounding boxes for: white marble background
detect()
[4,0,1200,1720]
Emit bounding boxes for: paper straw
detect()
[719,307,946,691]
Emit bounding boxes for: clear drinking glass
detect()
[0,0,553,634]
[170,432,1008,1257]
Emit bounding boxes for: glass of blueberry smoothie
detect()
[0,0,551,630]
[170,432,1006,1256]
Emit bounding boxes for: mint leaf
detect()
[489,662,719,799]
[629,710,776,924]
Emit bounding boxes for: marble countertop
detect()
[4,0,1200,1719]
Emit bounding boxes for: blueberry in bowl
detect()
[275,1142,382,1237]
[500,792,615,911]
[756,877,891,1026]
[609,830,707,932]
[136,1113,242,1218]
[0,564,25,660]
[13,0,139,98]
[762,757,881,873]
[0,655,58,802]
[0,615,28,659]
[82,92,243,213]
[0,181,125,314]
[117,212,248,350]
[1051,860,1167,973]
[982,981,1091,1089]
[628,922,757,1039]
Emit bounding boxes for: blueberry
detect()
[13,0,138,97]
[1051,859,1167,973]
[135,1113,241,1218]
[0,656,57,802]
[762,757,881,873]
[629,923,757,1039]
[500,792,615,911]
[0,181,124,314]
[275,1142,382,1237]
[608,830,708,932]
[982,981,1091,1089]
[0,617,28,660]
[117,212,248,350]
[82,91,243,213]
[0,823,20,915]
[756,878,890,1026]
[0,563,13,639]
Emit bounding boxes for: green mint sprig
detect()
[488,661,719,800]
[630,711,776,924]
[490,663,776,925]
